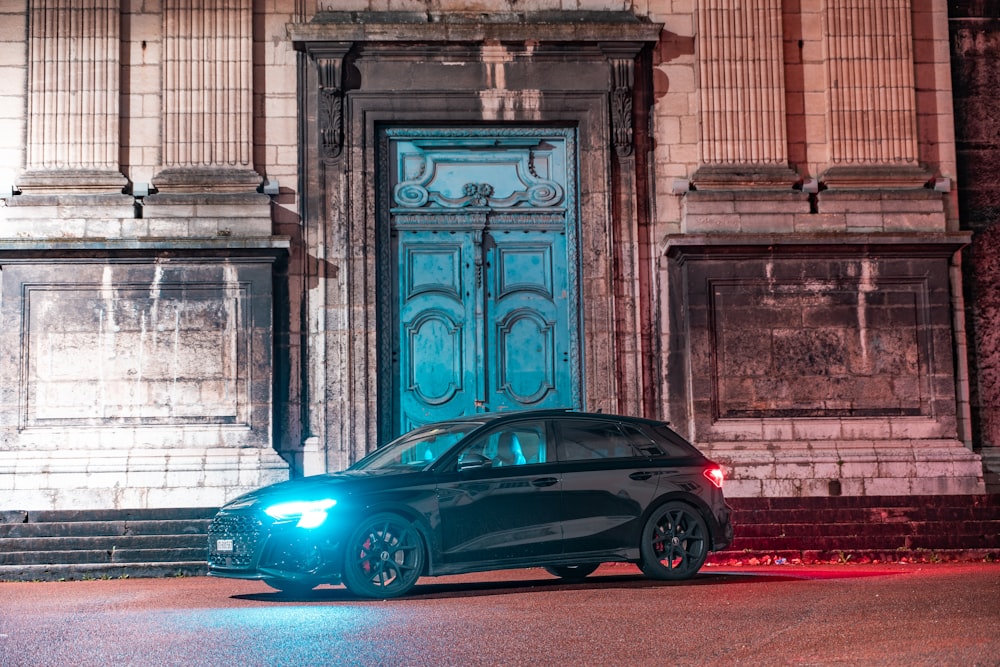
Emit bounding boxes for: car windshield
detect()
[349,422,484,471]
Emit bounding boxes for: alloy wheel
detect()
[639,501,708,580]
[342,513,425,598]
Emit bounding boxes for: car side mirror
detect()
[458,452,492,471]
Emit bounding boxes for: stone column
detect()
[605,47,655,415]
[821,0,928,187]
[693,0,798,187]
[301,42,352,474]
[22,0,126,192]
[951,5,1000,491]
[156,0,258,191]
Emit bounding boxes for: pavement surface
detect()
[1,562,998,666]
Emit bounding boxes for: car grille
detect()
[207,512,263,570]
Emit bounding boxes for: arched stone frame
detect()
[290,15,662,471]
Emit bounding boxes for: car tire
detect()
[342,512,425,599]
[639,501,709,581]
[543,563,601,581]
[263,578,319,597]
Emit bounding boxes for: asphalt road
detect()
[1,563,998,667]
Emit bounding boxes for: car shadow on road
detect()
[231,567,899,603]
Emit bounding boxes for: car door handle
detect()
[531,477,558,488]
[629,471,653,481]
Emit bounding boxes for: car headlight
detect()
[264,499,337,529]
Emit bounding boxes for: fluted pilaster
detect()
[23,0,125,191]
[694,0,796,188]
[158,0,258,191]
[822,0,927,187]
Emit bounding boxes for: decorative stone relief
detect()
[610,58,634,158]
[316,56,344,160]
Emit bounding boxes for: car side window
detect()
[619,424,664,457]
[457,422,549,468]
[648,424,703,458]
[555,420,641,462]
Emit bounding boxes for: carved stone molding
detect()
[307,44,351,161]
[389,131,566,211]
[289,12,663,45]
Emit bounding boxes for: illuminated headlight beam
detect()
[264,499,337,528]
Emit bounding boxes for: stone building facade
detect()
[0,0,990,510]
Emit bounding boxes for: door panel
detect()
[488,230,570,410]
[397,233,479,430]
[385,128,580,439]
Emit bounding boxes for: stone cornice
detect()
[663,231,973,258]
[0,237,290,253]
[288,12,662,46]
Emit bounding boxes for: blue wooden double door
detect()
[382,128,582,436]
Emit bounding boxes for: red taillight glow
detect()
[704,467,724,489]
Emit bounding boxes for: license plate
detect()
[216,539,234,553]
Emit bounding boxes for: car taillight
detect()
[703,467,724,489]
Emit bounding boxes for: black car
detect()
[207,409,734,598]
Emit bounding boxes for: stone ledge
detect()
[0,236,290,252]
[820,164,932,189]
[690,163,802,190]
[14,169,129,195]
[664,230,972,252]
[151,168,263,194]
[289,11,663,45]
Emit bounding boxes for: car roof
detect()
[431,409,670,429]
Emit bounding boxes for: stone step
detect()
[0,562,207,582]
[725,532,1000,551]
[0,508,218,523]
[0,547,208,566]
[732,519,1000,539]
[730,506,999,524]
[729,499,1000,511]
[0,533,207,557]
[0,519,211,539]
[0,508,215,579]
